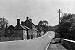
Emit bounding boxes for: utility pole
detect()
[58,9,62,24]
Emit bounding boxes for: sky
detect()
[0,0,74,26]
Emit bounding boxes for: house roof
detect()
[15,25,30,30]
[25,20,35,26]
[8,25,14,30]
[23,25,30,29]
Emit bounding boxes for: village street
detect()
[0,31,55,50]
[0,31,71,50]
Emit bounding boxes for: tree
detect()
[42,20,48,26]
[60,13,72,23]
[38,20,48,33]
[57,13,72,38]
[38,21,43,26]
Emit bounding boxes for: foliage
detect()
[56,13,72,38]
[38,20,48,33]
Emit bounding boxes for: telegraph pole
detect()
[58,9,62,24]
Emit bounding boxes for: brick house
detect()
[15,19,30,40]
[21,17,38,39]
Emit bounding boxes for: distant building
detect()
[14,17,38,40]
[21,17,38,39]
[14,19,30,40]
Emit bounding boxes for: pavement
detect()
[46,38,67,50]
[47,38,75,50]
[47,43,67,50]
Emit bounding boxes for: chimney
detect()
[21,21,24,25]
[26,17,29,20]
[17,19,20,25]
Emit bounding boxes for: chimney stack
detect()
[17,19,20,25]
[26,17,29,20]
[21,21,24,25]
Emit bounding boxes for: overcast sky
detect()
[0,0,74,26]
